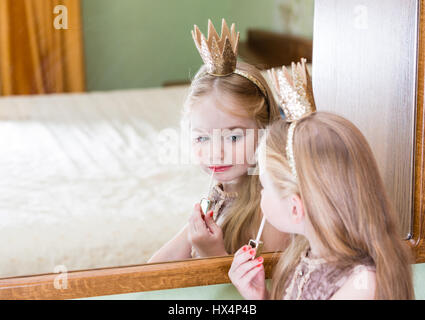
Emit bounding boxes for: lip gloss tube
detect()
[200,168,215,216]
[248,215,266,259]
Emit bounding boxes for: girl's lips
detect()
[209,165,233,172]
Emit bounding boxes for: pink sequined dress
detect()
[283,248,376,300]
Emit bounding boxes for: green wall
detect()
[81,0,276,91]
[273,0,314,38]
[414,263,425,299]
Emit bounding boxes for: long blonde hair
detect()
[259,112,414,300]
[183,61,280,253]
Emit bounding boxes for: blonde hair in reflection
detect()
[259,112,414,300]
[182,61,280,254]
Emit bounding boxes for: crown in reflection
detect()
[268,58,316,122]
[192,19,240,76]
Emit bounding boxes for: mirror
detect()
[0,0,315,278]
[312,0,419,238]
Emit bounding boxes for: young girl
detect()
[228,60,415,300]
[148,19,289,263]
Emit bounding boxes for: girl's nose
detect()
[210,135,224,164]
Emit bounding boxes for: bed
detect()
[0,85,213,278]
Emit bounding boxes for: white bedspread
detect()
[0,86,210,278]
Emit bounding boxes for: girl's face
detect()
[190,93,259,183]
[259,169,304,235]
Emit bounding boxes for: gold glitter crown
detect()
[192,19,240,76]
[268,58,316,122]
[268,58,317,180]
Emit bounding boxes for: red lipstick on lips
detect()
[209,165,233,173]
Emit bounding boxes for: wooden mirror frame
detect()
[0,0,424,300]
[409,0,425,263]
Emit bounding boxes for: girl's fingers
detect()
[230,248,257,275]
[203,210,220,234]
[234,245,252,258]
[233,256,264,279]
[192,203,207,234]
[235,246,256,262]
[242,261,265,284]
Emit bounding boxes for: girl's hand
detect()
[187,203,228,257]
[228,245,268,300]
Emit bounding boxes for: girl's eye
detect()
[195,136,209,143]
[227,135,242,142]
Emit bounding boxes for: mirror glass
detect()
[312,0,419,239]
[0,0,314,278]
